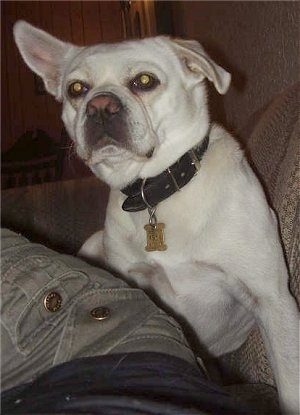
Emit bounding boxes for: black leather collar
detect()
[121,132,210,212]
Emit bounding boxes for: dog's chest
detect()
[112,201,216,268]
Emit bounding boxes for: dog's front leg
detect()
[255,290,299,415]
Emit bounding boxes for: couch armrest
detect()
[1,176,109,254]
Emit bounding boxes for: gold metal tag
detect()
[144,223,167,252]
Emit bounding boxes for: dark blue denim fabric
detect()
[2,352,253,415]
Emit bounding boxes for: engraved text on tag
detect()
[144,223,167,252]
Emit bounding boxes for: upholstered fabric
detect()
[1,176,108,255]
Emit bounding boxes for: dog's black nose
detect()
[86,93,122,120]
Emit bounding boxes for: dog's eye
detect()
[68,81,90,98]
[130,73,159,92]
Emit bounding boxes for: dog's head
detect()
[14,21,230,188]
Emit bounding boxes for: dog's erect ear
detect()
[13,20,79,100]
[171,38,231,94]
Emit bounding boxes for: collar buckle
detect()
[188,149,201,171]
[167,167,181,192]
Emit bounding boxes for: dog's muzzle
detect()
[85,92,129,149]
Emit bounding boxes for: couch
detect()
[2,82,299,414]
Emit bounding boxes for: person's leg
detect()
[2,352,254,415]
[1,229,197,391]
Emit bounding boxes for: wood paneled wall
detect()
[1,1,124,152]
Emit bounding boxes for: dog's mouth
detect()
[83,143,155,166]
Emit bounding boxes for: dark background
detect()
[2,1,299,181]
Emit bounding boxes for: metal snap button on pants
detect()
[1,229,197,391]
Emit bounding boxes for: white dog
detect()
[14,21,299,414]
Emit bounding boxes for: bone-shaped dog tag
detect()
[144,223,167,252]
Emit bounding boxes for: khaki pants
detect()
[1,229,197,391]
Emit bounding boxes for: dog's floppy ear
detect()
[13,20,79,100]
[171,38,231,94]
